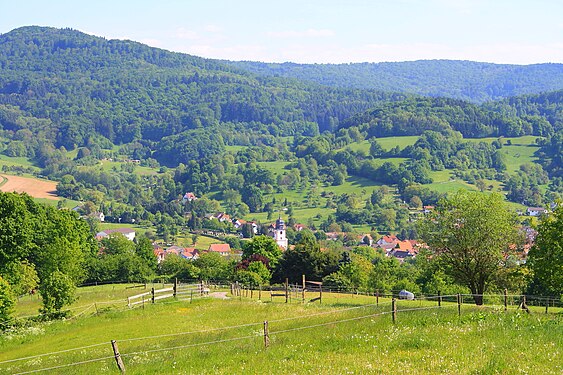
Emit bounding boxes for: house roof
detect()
[527,207,547,212]
[380,235,398,243]
[104,228,135,234]
[182,247,199,258]
[208,243,231,253]
[396,240,413,251]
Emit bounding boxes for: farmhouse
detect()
[182,192,198,203]
[208,243,232,256]
[96,228,136,241]
[376,234,399,247]
[526,207,547,216]
[233,219,259,234]
[153,245,200,263]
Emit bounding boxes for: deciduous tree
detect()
[527,204,563,296]
[419,191,518,305]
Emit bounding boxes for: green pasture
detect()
[97,160,158,176]
[344,136,420,153]
[464,135,540,146]
[0,154,37,169]
[256,161,291,173]
[501,144,540,174]
[173,233,223,250]
[2,285,562,374]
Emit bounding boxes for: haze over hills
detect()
[226,60,563,103]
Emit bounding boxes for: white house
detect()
[527,207,547,217]
[96,228,136,241]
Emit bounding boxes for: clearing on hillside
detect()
[0,174,59,200]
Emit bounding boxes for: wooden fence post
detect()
[319,284,323,304]
[285,278,289,304]
[302,275,306,303]
[392,298,397,323]
[504,288,508,311]
[173,278,177,298]
[545,299,549,314]
[111,340,126,373]
[190,290,193,303]
[520,295,530,313]
[259,285,262,300]
[376,290,379,306]
[151,287,155,304]
[438,291,441,307]
[457,294,461,317]
[263,321,270,348]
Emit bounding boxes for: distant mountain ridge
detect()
[225,60,563,103]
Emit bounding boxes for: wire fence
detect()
[3,280,563,374]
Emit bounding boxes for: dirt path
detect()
[0,174,59,200]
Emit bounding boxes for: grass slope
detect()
[2,285,562,374]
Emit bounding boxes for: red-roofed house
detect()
[376,235,398,247]
[294,224,306,231]
[182,192,198,203]
[182,247,199,260]
[153,246,166,263]
[215,213,231,222]
[208,243,231,256]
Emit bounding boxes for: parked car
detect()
[399,289,415,300]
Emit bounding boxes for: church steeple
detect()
[272,215,288,250]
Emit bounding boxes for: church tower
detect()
[272,216,288,250]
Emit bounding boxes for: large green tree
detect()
[0,192,95,317]
[527,204,563,296]
[242,235,282,268]
[419,191,519,305]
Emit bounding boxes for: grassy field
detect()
[2,285,562,374]
[173,232,223,250]
[0,154,38,170]
[96,160,159,176]
[344,136,420,153]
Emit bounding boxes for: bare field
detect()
[0,174,59,200]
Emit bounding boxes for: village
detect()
[90,191,541,268]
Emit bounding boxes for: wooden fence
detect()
[127,280,215,307]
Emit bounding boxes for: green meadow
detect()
[344,136,420,153]
[2,284,562,374]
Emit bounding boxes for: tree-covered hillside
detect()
[0,26,561,234]
[226,60,563,103]
[0,26,404,163]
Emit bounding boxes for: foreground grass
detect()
[2,287,562,374]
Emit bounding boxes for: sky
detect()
[1,0,563,64]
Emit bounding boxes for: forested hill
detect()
[0,26,562,170]
[340,95,560,138]
[0,26,404,154]
[226,60,563,103]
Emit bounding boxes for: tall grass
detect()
[2,286,562,374]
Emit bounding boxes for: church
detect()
[271,216,288,250]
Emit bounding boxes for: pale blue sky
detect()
[2,0,562,64]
